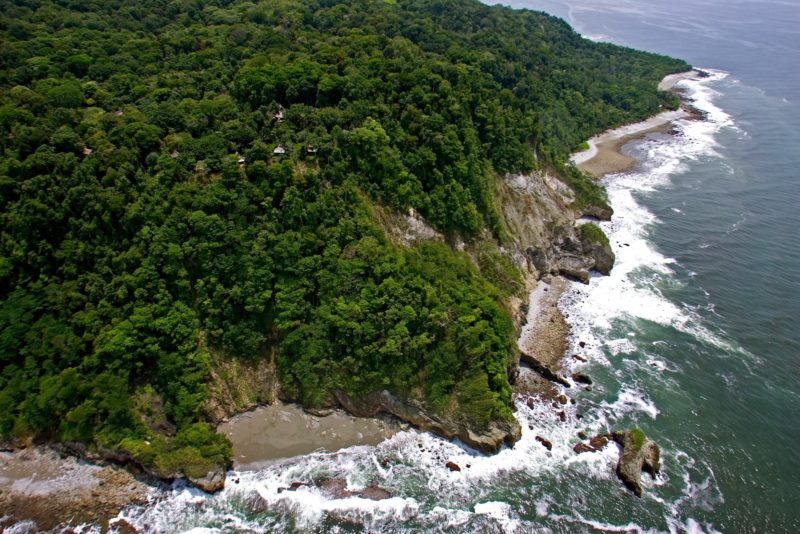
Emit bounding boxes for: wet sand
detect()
[571,110,686,177]
[659,69,703,91]
[572,70,703,178]
[218,403,400,467]
[514,276,570,398]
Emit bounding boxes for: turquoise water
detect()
[118,2,800,532]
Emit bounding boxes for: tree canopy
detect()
[0,0,688,478]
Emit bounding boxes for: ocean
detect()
[116,1,800,532]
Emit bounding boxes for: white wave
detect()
[561,69,748,360]
[606,337,638,355]
[2,520,40,534]
[555,68,740,533]
[600,388,660,420]
[473,501,522,532]
[668,518,724,534]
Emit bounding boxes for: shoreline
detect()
[571,70,705,178]
[514,276,570,399]
[527,70,704,395]
[0,447,148,531]
[219,403,401,469]
[0,71,702,532]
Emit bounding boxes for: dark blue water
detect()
[118,2,800,532]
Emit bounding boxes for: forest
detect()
[0,0,688,480]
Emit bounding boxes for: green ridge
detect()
[0,0,688,477]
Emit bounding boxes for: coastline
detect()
[0,71,702,532]
[519,70,704,398]
[219,403,400,468]
[514,276,570,399]
[0,447,148,531]
[572,70,705,178]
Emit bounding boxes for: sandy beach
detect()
[219,403,400,467]
[571,70,703,177]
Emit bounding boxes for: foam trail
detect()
[561,70,747,366]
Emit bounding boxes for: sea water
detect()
[118,1,800,531]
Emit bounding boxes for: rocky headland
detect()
[0,69,696,530]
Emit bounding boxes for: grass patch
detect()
[558,164,611,214]
[578,222,610,247]
[630,428,647,451]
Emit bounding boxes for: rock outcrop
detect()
[535,436,553,451]
[0,447,148,531]
[613,429,661,497]
[519,351,571,387]
[497,172,614,283]
[331,389,521,454]
[187,466,227,493]
[446,461,461,472]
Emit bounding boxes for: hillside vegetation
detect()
[0,0,688,480]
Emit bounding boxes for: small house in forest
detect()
[273,145,286,156]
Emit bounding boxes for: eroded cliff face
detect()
[497,171,614,283]
[204,348,279,424]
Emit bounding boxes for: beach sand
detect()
[514,276,570,399]
[572,70,703,178]
[571,110,686,177]
[219,403,399,467]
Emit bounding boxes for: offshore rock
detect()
[359,484,392,501]
[535,436,553,451]
[613,429,661,497]
[188,466,226,493]
[572,372,593,385]
[446,461,461,472]
[331,390,521,454]
[245,492,270,513]
[317,479,392,500]
[319,478,351,498]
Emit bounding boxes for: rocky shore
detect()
[0,447,149,531]
[513,276,571,399]
[0,73,691,530]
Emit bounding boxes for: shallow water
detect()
[117,1,800,531]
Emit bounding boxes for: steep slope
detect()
[0,0,688,485]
